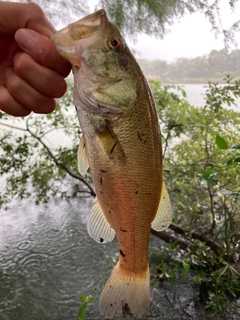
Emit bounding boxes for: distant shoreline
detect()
[146,76,232,85]
[138,49,240,85]
[164,79,231,84]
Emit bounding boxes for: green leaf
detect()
[182,261,190,278]
[194,276,202,284]
[78,301,87,320]
[227,157,240,165]
[202,169,218,180]
[230,144,240,150]
[215,135,228,150]
[78,295,94,320]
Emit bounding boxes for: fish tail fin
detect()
[99,261,150,318]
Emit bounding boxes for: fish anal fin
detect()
[87,197,115,243]
[77,135,89,176]
[151,180,172,231]
[99,262,150,318]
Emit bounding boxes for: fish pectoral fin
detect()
[87,197,115,243]
[151,180,172,231]
[96,122,125,161]
[77,135,89,176]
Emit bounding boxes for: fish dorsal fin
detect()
[77,135,89,176]
[151,180,172,231]
[87,197,115,243]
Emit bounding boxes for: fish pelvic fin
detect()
[87,197,115,243]
[151,179,172,231]
[77,135,89,176]
[99,262,150,319]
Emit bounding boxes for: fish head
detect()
[51,9,137,116]
[51,9,109,67]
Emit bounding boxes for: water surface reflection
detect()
[0,198,117,320]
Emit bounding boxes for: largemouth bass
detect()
[51,9,172,319]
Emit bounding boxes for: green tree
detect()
[208,48,229,77]
[5,0,240,45]
[228,49,240,77]
[150,77,240,316]
[98,0,240,46]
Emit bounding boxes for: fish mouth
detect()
[51,9,109,67]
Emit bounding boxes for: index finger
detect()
[15,29,71,77]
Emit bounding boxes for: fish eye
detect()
[109,37,122,50]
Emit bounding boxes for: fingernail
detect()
[3,68,14,85]
[15,29,35,51]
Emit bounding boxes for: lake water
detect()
[177,83,240,111]
[179,84,207,107]
[0,198,204,320]
[0,84,239,320]
[0,198,115,320]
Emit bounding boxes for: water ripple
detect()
[0,198,117,320]
[16,239,33,251]
[18,252,49,270]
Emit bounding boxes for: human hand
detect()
[0,2,71,116]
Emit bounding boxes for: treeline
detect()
[138,48,240,83]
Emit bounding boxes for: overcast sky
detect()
[129,3,240,61]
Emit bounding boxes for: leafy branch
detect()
[0,87,96,205]
[25,115,96,196]
[152,222,236,268]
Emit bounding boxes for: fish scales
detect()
[51,9,172,319]
[91,108,161,271]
